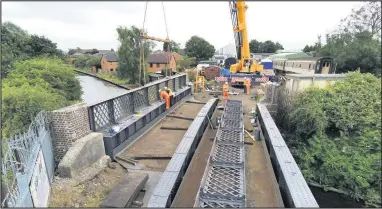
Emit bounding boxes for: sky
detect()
[2,1,362,52]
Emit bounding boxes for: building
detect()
[147,52,176,73]
[215,43,237,58]
[172,52,182,62]
[100,53,118,73]
[250,53,275,61]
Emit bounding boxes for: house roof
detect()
[102,53,118,62]
[148,52,173,64]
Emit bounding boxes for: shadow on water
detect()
[77,75,128,104]
[309,186,365,208]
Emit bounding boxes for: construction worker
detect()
[165,86,174,106]
[222,82,229,100]
[244,77,251,95]
[159,89,171,109]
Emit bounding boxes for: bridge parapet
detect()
[87,74,187,132]
[256,103,319,208]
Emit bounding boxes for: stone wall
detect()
[50,102,91,164]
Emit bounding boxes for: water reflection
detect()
[77,75,128,104]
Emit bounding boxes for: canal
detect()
[77,75,128,104]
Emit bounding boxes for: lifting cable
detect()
[139,1,171,85]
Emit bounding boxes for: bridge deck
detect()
[172,90,284,207]
[116,102,205,171]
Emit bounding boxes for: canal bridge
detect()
[2,72,346,208]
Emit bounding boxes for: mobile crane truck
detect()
[223,1,268,87]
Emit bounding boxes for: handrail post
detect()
[107,100,115,124]
[88,106,96,131]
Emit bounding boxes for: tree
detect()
[25,35,64,59]
[339,1,381,38]
[184,36,215,61]
[68,49,76,55]
[1,22,30,78]
[163,40,180,53]
[86,56,101,67]
[176,56,197,71]
[249,39,260,53]
[116,26,155,84]
[317,2,381,76]
[249,39,284,53]
[73,55,88,68]
[90,48,99,55]
[302,45,315,52]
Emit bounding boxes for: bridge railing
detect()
[87,74,187,132]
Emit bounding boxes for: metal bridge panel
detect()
[166,153,187,172]
[174,137,194,154]
[217,130,243,144]
[183,117,204,138]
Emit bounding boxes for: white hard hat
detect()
[164,86,168,89]
[225,82,228,84]
[244,77,247,79]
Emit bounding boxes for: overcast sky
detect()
[2,1,361,52]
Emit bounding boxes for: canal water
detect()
[77,75,128,104]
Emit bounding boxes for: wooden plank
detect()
[166,115,195,121]
[160,126,188,131]
[100,172,149,208]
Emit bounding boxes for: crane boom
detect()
[229,1,263,74]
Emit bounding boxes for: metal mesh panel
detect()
[201,166,245,198]
[93,102,110,129]
[223,112,241,120]
[200,200,243,208]
[225,106,241,112]
[113,93,134,120]
[159,82,165,91]
[221,119,241,129]
[168,79,174,91]
[148,85,158,104]
[175,77,180,91]
[212,144,243,165]
[133,88,148,110]
[217,130,243,143]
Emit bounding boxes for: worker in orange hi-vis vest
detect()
[244,78,251,95]
[222,82,229,100]
[159,89,171,109]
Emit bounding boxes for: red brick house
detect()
[147,52,176,73]
[100,53,118,73]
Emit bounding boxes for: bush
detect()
[2,84,68,138]
[2,57,83,138]
[287,71,381,207]
[7,57,82,101]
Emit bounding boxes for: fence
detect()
[87,73,187,132]
[1,111,54,208]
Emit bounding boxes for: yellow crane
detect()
[229,1,263,74]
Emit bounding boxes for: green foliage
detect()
[2,84,68,138]
[6,57,83,101]
[73,55,89,68]
[249,39,284,53]
[1,21,65,78]
[25,35,65,58]
[286,71,381,207]
[184,36,215,61]
[302,2,382,76]
[163,40,180,53]
[85,56,101,67]
[176,56,197,71]
[116,25,155,84]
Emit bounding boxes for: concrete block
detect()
[100,172,149,208]
[58,132,105,178]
